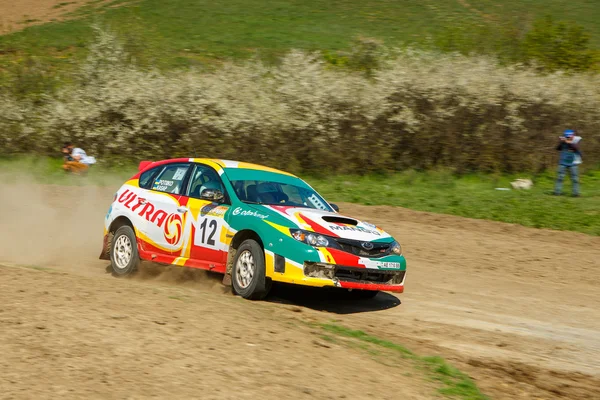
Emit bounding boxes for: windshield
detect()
[231,180,332,211]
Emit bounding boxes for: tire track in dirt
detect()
[1,183,599,399]
[0,263,441,400]
[324,202,600,399]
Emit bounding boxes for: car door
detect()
[137,162,193,262]
[175,163,231,271]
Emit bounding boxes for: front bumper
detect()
[306,262,406,292]
[337,280,404,293]
[264,251,406,292]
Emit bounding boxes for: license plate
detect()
[378,262,402,269]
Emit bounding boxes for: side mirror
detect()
[200,189,224,202]
[330,203,340,212]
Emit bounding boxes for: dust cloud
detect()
[0,174,115,268]
[0,171,226,290]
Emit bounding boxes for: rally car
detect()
[100,159,407,299]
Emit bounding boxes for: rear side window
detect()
[151,163,191,195]
[139,167,161,189]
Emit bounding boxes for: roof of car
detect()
[139,158,297,177]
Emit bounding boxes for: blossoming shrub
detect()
[1,28,599,173]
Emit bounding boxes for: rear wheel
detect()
[232,239,271,300]
[109,225,139,277]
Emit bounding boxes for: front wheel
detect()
[109,225,140,277]
[232,239,271,300]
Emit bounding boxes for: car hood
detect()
[251,205,392,242]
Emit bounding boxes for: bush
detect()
[523,16,598,72]
[1,28,599,174]
[435,15,599,73]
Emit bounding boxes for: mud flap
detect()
[222,274,232,286]
[99,233,112,260]
[222,247,236,286]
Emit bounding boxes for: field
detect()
[3,158,600,236]
[2,1,600,398]
[2,0,600,70]
[1,180,599,399]
[314,170,600,236]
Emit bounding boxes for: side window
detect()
[151,164,191,195]
[139,167,161,189]
[187,164,227,201]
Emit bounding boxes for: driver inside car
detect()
[256,182,288,204]
[190,178,220,198]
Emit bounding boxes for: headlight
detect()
[390,241,403,255]
[290,229,330,247]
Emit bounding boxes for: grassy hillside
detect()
[1,0,600,69]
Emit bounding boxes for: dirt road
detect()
[1,183,599,399]
[0,0,117,33]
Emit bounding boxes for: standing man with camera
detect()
[554,129,582,197]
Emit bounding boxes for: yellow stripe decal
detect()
[236,162,296,176]
[294,212,314,231]
[263,220,293,237]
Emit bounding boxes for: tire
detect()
[109,225,140,277]
[348,290,379,299]
[231,239,271,300]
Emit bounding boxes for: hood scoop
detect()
[322,216,358,225]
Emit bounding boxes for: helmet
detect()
[564,129,575,138]
[192,180,223,198]
[199,180,222,194]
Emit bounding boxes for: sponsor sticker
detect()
[105,204,113,220]
[116,189,185,245]
[328,225,381,236]
[232,207,268,219]
[200,204,228,217]
[153,179,175,192]
[172,167,187,181]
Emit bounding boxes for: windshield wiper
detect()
[241,200,263,205]
[259,202,314,209]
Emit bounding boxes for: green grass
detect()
[2,157,599,236]
[308,169,600,236]
[0,156,135,187]
[322,322,414,356]
[320,323,488,400]
[2,0,600,71]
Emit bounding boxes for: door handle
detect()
[138,198,147,205]
[177,207,189,213]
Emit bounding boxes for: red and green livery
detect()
[101,158,407,299]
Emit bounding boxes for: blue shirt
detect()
[556,141,581,167]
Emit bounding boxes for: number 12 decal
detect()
[199,218,217,246]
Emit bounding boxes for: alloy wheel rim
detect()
[235,250,255,289]
[113,234,133,270]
